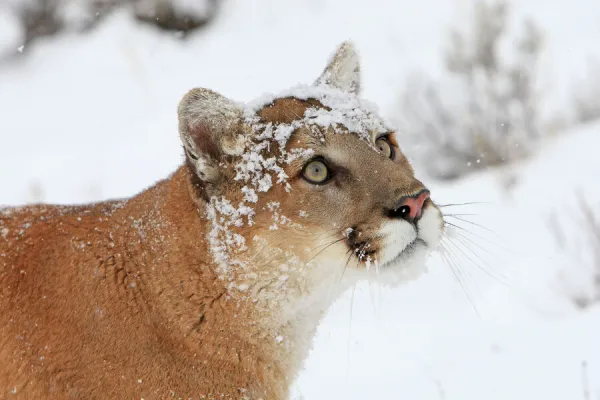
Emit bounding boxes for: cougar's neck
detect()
[125,166,340,397]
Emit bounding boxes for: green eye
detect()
[376,137,395,160]
[302,159,330,184]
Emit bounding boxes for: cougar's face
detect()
[180,42,444,286]
[244,95,444,282]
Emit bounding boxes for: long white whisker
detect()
[444,215,503,240]
[445,220,521,260]
[440,242,480,316]
[345,284,356,383]
[437,201,490,208]
[447,233,511,287]
[442,237,487,302]
[442,213,479,217]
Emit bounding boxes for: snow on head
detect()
[206,83,393,278]
[246,84,390,145]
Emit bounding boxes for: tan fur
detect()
[0,42,443,400]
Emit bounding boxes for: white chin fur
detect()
[378,220,417,267]
[373,206,443,286]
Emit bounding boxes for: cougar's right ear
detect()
[314,41,361,94]
[177,88,246,194]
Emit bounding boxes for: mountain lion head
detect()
[178,42,444,302]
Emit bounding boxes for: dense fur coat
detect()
[0,42,444,399]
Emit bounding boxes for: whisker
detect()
[305,237,346,265]
[445,242,487,316]
[444,221,515,255]
[445,233,511,287]
[325,249,355,308]
[440,242,481,316]
[449,227,512,264]
[309,227,344,241]
[306,239,349,307]
[444,221,492,241]
[437,201,490,208]
[367,279,380,317]
[444,215,504,240]
[345,284,356,382]
[442,239,485,300]
[311,236,344,251]
[339,248,355,283]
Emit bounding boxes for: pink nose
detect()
[392,189,430,223]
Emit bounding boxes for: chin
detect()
[373,239,431,287]
[372,206,443,288]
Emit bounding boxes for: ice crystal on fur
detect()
[241,186,258,203]
[206,197,254,273]
[247,84,390,147]
[266,202,295,231]
[233,84,390,200]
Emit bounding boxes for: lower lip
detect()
[385,238,426,267]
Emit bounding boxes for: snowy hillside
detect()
[1,0,600,399]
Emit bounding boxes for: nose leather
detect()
[395,189,430,221]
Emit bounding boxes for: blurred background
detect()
[1,0,599,398]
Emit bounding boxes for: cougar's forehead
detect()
[256,97,323,125]
[246,85,391,145]
[248,90,413,177]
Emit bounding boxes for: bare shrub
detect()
[575,198,600,307]
[1,0,220,58]
[15,0,63,45]
[398,1,544,180]
[549,196,600,309]
[133,0,219,34]
[4,0,115,52]
[572,61,600,124]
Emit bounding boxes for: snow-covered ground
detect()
[1,0,599,399]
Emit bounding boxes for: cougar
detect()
[0,42,444,399]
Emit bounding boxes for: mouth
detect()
[345,227,428,269]
[344,227,376,264]
[381,237,427,268]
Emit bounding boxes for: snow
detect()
[205,195,253,271]
[235,83,389,200]
[1,0,600,399]
[245,83,390,149]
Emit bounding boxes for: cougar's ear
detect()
[178,88,246,190]
[314,41,361,94]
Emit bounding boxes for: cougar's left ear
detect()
[314,41,361,94]
[178,88,246,197]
